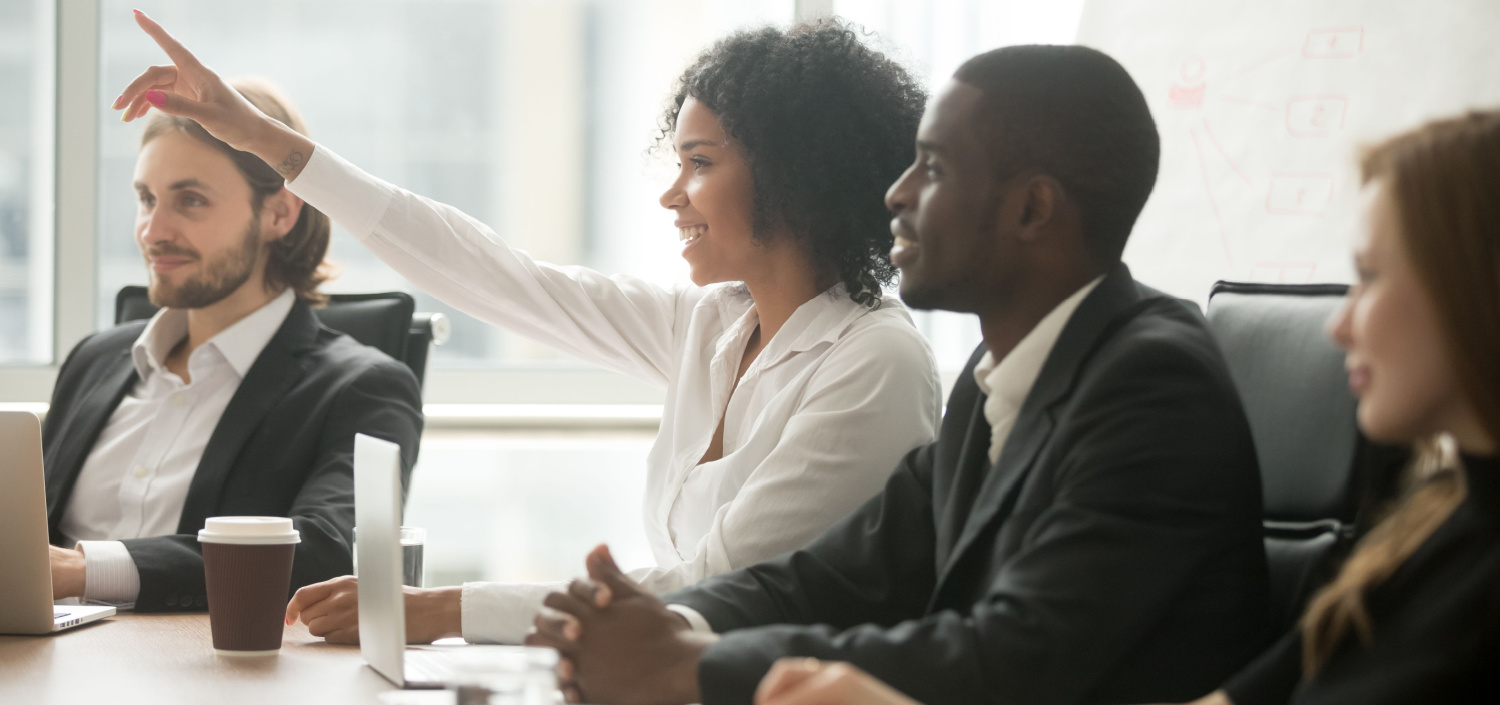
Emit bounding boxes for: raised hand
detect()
[525,544,714,705]
[112,9,315,180]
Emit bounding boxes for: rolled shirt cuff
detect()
[666,604,714,634]
[75,540,140,608]
[460,580,568,644]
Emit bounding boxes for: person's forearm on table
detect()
[410,585,465,642]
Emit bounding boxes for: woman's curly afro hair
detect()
[657,19,926,306]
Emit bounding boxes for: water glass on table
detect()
[353,525,426,587]
[445,645,560,705]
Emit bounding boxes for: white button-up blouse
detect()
[288,147,943,643]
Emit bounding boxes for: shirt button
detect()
[134,466,150,479]
[172,394,185,407]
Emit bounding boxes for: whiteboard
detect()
[1076,0,1500,302]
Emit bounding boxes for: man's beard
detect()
[146,218,262,309]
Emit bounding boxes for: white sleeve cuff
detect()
[75,540,140,608]
[459,581,568,645]
[666,604,715,634]
[284,143,394,241]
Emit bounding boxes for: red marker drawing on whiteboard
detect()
[1167,57,1207,110]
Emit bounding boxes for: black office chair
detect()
[114,286,447,388]
[1206,281,1362,634]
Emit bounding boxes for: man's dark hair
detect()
[954,45,1159,264]
[658,19,926,305]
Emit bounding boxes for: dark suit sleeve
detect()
[683,338,1261,705]
[123,359,423,612]
[667,442,940,632]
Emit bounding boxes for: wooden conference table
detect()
[0,612,403,704]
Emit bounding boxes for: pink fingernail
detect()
[144,90,165,107]
[111,94,125,110]
[133,8,143,14]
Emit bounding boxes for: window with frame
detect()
[0,0,55,366]
[96,0,798,378]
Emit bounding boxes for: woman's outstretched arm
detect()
[114,10,689,384]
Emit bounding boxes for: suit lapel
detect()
[934,347,997,569]
[46,351,139,523]
[931,265,1147,598]
[175,302,320,534]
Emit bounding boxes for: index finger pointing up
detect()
[133,9,205,71]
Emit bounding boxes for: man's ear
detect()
[260,188,305,244]
[1016,176,1063,241]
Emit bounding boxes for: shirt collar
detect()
[130,288,298,381]
[759,283,907,365]
[973,275,1105,404]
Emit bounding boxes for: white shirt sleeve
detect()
[75,540,140,608]
[665,604,715,634]
[459,579,717,643]
[632,323,942,596]
[287,145,689,387]
[456,323,939,644]
[460,580,567,645]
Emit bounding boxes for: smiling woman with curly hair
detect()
[657,19,926,305]
[109,9,942,646]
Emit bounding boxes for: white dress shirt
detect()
[58,288,296,607]
[287,146,943,643]
[972,277,1103,464]
[668,276,1104,634]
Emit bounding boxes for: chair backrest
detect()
[1205,281,1359,634]
[114,286,439,388]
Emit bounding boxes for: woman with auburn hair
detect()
[1202,107,1500,705]
[749,110,1500,705]
[113,10,942,646]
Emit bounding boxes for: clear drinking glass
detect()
[446,645,560,705]
[352,525,426,587]
[399,526,426,588]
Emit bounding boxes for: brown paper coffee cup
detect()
[198,517,300,656]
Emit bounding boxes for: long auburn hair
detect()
[141,77,333,303]
[1300,109,1500,673]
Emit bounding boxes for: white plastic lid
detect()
[197,516,301,545]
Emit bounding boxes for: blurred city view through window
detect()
[2,0,1088,585]
[0,0,53,365]
[92,0,1084,376]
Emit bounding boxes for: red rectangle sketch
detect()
[1252,262,1319,283]
[1303,27,1363,58]
[1266,174,1335,216]
[1286,96,1348,137]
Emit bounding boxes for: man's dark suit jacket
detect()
[43,299,423,613]
[666,264,1270,705]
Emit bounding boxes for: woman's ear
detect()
[261,188,306,243]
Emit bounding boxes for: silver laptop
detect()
[0,411,115,634]
[354,433,457,688]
